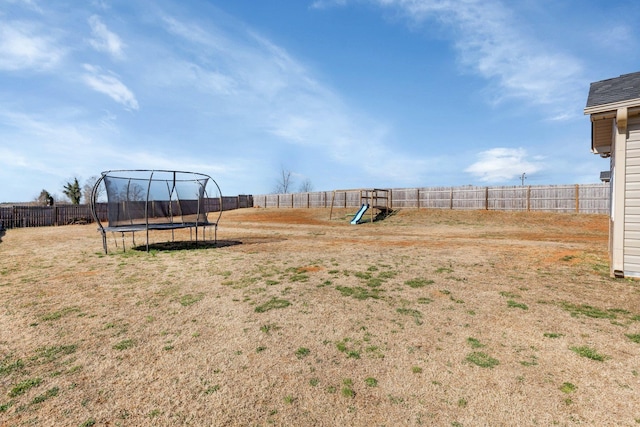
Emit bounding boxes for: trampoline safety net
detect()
[90,170,222,253]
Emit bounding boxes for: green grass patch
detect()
[466,337,485,348]
[354,271,372,280]
[40,306,81,321]
[560,382,577,393]
[377,271,397,279]
[260,323,281,334]
[335,285,381,300]
[396,308,423,325]
[499,291,520,298]
[466,352,499,368]
[0,356,24,377]
[179,293,204,307]
[559,302,616,319]
[366,277,384,287]
[569,346,608,361]
[507,300,528,310]
[204,385,220,394]
[335,338,361,359]
[404,278,434,288]
[113,339,135,351]
[341,378,355,398]
[364,377,378,387]
[254,298,291,313]
[520,355,538,367]
[289,273,309,282]
[0,401,14,413]
[608,308,630,315]
[9,377,42,397]
[295,347,310,359]
[544,332,564,338]
[31,386,59,404]
[32,345,77,363]
[626,334,640,344]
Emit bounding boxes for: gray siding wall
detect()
[624,117,640,276]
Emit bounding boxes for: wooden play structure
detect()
[329,188,391,223]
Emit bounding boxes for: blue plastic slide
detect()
[351,204,369,224]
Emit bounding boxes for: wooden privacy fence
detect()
[0,195,253,229]
[254,184,610,214]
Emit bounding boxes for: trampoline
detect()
[90,169,222,253]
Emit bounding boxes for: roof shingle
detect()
[586,71,640,108]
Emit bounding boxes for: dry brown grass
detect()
[1,208,640,426]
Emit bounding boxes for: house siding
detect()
[623,117,640,276]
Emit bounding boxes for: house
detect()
[585,71,640,278]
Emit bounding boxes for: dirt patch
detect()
[2,208,639,426]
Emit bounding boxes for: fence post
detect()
[575,184,580,213]
[417,188,420,209]
[485,187,489,210]
[450,188,454,210]
[527,186,531,211]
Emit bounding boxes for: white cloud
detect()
[590,24,636,54]
[362,0,585,117]
[465,147,544,183]
[82,64,139,110]
[153,12,430,184]
[88,15,125,59]
[0,21,64,71]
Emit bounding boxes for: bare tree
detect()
[298,178,313,193]
[274,167,293,194]
[83,176,104,204]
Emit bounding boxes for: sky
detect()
[1,0,639,203]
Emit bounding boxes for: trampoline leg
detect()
[101,231,108,254]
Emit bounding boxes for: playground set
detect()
[329,188,392,224]
[90,170,222,253]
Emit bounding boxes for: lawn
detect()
[1,208,639,426]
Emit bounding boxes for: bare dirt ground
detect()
[1,208,640,426]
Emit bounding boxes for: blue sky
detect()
[1,0,639,203]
